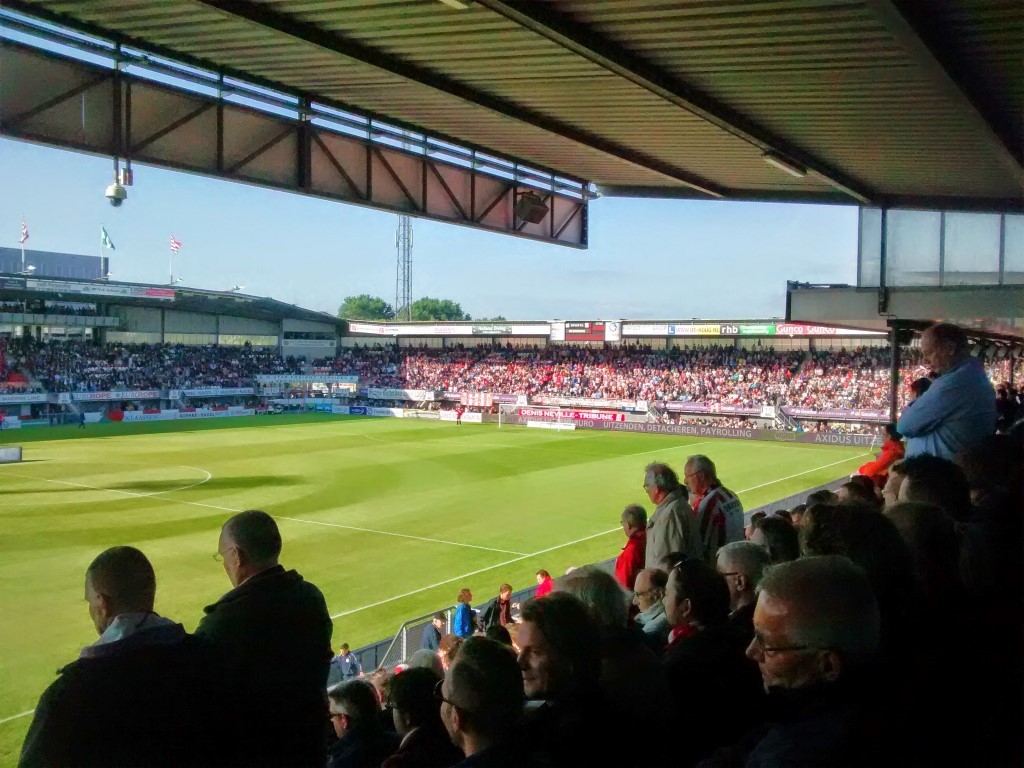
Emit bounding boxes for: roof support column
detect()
[888,322,902,424]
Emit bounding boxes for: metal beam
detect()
[0,0,588,189]
[474,0,876,205]
[0,38,587,248]
[192,0,726,198]
[864,0,1024,181]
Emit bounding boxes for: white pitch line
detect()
[0,709,34,726]
[0,469,524,555]
[330,526,618,619]
[273,516,526,556]
[733,452,870,496]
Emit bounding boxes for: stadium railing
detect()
[351,475,849,671]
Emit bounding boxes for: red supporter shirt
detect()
[535,576,554,597]
[614,529,646,591]
[858,439,905,487]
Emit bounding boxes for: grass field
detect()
[0,414,871,761]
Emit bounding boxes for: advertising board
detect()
[563,321,606,342]
[0,393,47,404]
[440,410,483,423]
[25,279,175,300]
[72,390,160,402]
[517,407,626,422]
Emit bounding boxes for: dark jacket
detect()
[700,677,897,768]
[421,622,442,651]
[663,623,764,767]
[195,565,333,768]
[326,728,399,768]
[382,723,463,768]
[479,596,512,630]
[19,622,226,768]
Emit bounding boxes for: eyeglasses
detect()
[434,680,470,712]
[212,547,237,562]
[749,634,816,657]
[632,588,656,600]
[717,571,741,578]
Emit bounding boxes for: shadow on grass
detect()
[0,511,231,550]
[0,474,302,497]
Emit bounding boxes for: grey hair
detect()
[621,504,647,529]
[686,454,718,482]
[757,555,880,665]
[717,541,771,585]
[557,567,629,628]
[644,462,680,493]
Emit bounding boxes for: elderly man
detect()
[327,679,398,768]
[20,547,221,768]
[720,556,887,766]
[441,636,528,766]
[197,510,333,768]
[643,462,700,568]
[685,454,744,561]
[717,541,771,645]
[631,567,670,649]
[897,323,996,461]
[614,503,647,590]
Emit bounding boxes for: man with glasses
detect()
[198,510,332,768]
[643,462,700,569]
[439,637,527,766]
[716,541,771,645]
[684,455,744,562]
[631,568,670,650]
[709,556,886,766]
[327,679,398,768]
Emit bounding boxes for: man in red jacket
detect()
[614,504,647,590]
[858,424,905,488]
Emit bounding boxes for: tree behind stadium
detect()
[337,294,395,320]
[410,297,470,321]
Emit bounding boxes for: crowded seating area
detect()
[4,338,303,392]
[319,344,1021,413]
[18,324,1022,767]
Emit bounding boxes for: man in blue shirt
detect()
[897,323,996,461]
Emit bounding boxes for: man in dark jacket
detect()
[20,546,224,768]
[421,612,445,651]
[197,509,333,768]
[383,667,462,768]
[662,559,764,766]
[702,556,893,767]
[327,679,398,768]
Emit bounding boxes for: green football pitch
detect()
[0,414,871,760]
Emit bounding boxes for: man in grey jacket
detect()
[643,462,700,568]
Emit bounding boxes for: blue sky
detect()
[0,137,858,320]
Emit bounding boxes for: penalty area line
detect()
[330,526,619,620]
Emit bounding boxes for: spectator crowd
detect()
[4,338,303,392]
[16,323,1023,767]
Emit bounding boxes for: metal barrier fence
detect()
[351,475,848,671]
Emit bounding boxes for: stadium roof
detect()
[0,273,343,326]
[7,0,1022,210]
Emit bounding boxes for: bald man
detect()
[20,547,222,768]
[897,323,996,461]
[197,510,332,768]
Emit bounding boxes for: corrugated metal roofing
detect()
[8,0,1023,207]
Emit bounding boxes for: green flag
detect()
[100,226,115,251]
